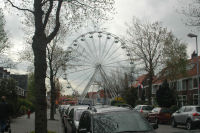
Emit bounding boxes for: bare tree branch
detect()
[46,0,63,43]
[43,0,53,28]
[7,0,34,13]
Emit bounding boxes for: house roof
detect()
[132,74,148,88]
[152,56,200,85]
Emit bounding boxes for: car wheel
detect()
[171,118,177,128]
[186,120,193,130]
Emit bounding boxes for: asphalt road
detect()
[156,124,200,133]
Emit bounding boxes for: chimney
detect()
[191,51,197,59]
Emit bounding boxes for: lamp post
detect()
[188,33,200,106]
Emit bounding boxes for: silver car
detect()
[171,106,200,130]
[134,105,153,118]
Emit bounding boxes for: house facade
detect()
[0,67,28,97]
[133,54,200,106]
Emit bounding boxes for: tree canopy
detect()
[156,80,176,108]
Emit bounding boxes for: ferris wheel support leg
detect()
[80,68,99,104]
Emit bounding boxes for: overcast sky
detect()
[1,0,199,94]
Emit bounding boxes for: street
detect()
[156,124,200,133]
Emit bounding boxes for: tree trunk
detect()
[32,33,47,133]
[148,70,153,105]
[50,68,56,120]
[32,1,48,133]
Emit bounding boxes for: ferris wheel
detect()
[64,31,134,102]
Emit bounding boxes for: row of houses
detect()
[0,67,28,97]
[132,53,200,106]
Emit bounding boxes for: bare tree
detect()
[179,0,200,27]
[0,9,8,52]
[47,41,67,120]
[4,0,115,132]
[0,8,10,65]
[126,18,169,104]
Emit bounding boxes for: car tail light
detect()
[140,109,143,113]
[192,113,200,116]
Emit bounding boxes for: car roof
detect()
[136,105,152,107]
[90,106,131,114]
[68,105,89,113]
[183,105,200,108]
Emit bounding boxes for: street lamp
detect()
[187,33,200,106]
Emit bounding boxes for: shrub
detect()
[169,105,179,113]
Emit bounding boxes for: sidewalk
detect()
[11,109,64,133]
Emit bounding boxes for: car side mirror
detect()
[79,128,90,133]
[151,123,158,130]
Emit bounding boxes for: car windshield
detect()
[151,108,160,113]
[93,111,153,133]
[196,107,200,112]
[142,106,153,111]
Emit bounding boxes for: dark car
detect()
[148,107,171,124]
[78,106,157,133]
[171,106,200,130]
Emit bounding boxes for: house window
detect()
[170,81,177,90]
[193,94,198,105]
[152,85,158,94]
[178,95,187,106]
[182,80,187,90]
[176,80,181,91]
[193,78,197,88]
[188,79,192,90]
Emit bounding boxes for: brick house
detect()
[133,53,200,106]
[152,54,200,106]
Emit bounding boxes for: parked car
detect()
[77,106,157,133]
[63,105,89,133]
[171,105,200,130]
[148,107,171,124]
[59,105,70,119]
[134,105,153,118]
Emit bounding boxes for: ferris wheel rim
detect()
[64,31,134,100]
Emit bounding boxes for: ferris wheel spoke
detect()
[101,41,115,61]
[77,45,96,63]
[105,54,127,64]
[73,47,93,63]
[100,38,108,62]
[99,68,117,98]
[98,36,102,61]
[69,57,93,66]
[103,65,133,68]
[68,52,94,66]
[66,68,94,83]
[84,39,97,62]
[104,44,122,62]
[103,59,130,66]
[67,64,92,67]
[66,67,94,74]
[73,71,94,91]
[91,37,98,61]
